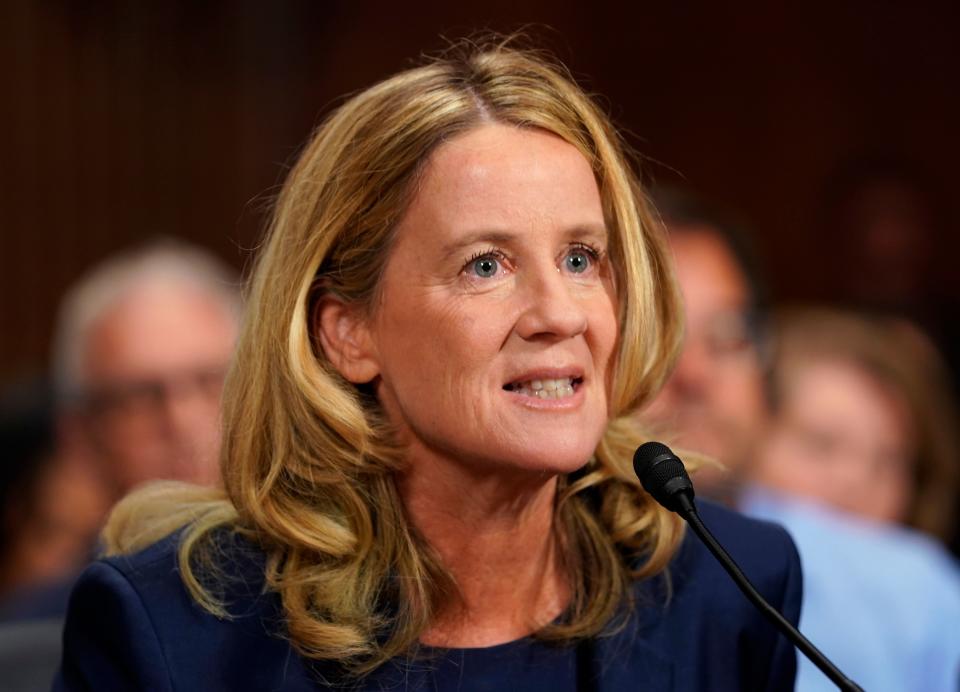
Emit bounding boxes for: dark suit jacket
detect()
[53,501,801,691]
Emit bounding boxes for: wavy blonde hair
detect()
[104,38,686,676]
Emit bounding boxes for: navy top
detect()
[53,501,802,691]
[362,638,583,691]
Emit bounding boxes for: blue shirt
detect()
[742,487,960,692]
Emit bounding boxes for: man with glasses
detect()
[0,240,241,688]
[53,239,241,502]
[640,189,960,692]
[642,189,770,504]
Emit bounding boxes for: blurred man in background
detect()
[0,239,241,691]
[640,188,960,692]
[52,238,241,503]
[642,189,770,503]
[1,239,240,617]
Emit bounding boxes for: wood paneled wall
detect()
[3,1,958,379]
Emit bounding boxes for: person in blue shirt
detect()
[55,38,801,691]
[643,189,960,691]
[744,486,960,692]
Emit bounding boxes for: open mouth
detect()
[503,376,583,400]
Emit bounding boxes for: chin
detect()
[505,440,599,476]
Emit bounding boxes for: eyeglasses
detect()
[80,365,228,427]
[686,309,766,363]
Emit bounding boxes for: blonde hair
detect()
[104,38,686,676]
[769,307,960,543]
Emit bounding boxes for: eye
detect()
[565,250,590,273]
[563,243,601,274]
[472,256,499,278]
[463,248,506,280]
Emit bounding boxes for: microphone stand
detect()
[675,494,864,692]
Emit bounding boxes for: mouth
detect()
[503,376,584,400]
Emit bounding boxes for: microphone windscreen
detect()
[633,441,694,511]
[633,441,673,476]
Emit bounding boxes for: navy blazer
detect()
[53,501,802,691]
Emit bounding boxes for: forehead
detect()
[401,123,605,238]
[668,228,750,314]
[82,282,237,381]
[779,358,913,440]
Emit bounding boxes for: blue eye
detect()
[472,256,499,278]
[565,250,591,273]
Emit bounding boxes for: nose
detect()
[162,383,216,435]
[514,265,589,341]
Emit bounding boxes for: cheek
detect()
[875,480,911,523]
[375,296,500,405]
[762,431,816,484]
[588,293,619,388]
[871,452,913,503]
[718,360,765,405]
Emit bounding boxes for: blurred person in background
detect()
[754,308,960,546]
[0,240,242,691]
[640,187,960,692]
[641,189,771,504]
[0,379,106,692]
[0,239,240,623]
[823,158,960,555]
[52,238,241,503]
[0,379,106,616]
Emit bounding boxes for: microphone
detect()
[633,442,864,692]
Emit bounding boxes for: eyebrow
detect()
[437,224,609,261]
[564,223,609,245]
[437,231,517,262]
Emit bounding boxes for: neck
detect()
[398,455,570,648]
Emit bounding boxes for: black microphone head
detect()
[633,441,696,514]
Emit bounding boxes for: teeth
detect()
[508,377,577,399]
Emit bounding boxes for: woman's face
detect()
[362,123,618,477]
[754,358,915,524]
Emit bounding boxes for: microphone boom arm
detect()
[633,442,864,692]
[675,494,863,692]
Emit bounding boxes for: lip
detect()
[502,367,585,387]
[501,366,587,410]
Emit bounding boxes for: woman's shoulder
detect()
[101,526,268,600]
[83,527,274,630]
[619,500,802,691]
[692,499,802,576]
[55,528,323,691]
[668,499,802,611]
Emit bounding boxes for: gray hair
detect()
[52,238,242,404]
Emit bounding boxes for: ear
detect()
[314,296,381,383]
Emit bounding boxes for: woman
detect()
[55,40,801,691]
[754,307,960,544]
[745,307,960,692]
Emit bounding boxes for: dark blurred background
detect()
[3,0,959,380]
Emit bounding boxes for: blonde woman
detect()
[55,40,801,691]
